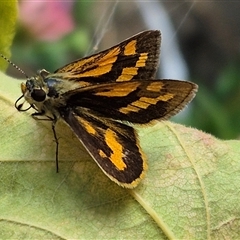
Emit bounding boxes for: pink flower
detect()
[19,1,75,41]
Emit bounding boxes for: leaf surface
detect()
[0,72,240,239]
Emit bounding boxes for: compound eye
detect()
[31,88,46,102]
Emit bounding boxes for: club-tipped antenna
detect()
[0,53,29,78]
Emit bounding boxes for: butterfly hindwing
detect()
[60,107,146,188]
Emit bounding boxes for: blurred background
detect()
[8,1,240,140]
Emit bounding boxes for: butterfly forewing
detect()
[62,80,197,124]
[53,30,161,86]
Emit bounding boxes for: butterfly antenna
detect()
[0,53,29,78]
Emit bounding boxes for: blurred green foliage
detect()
[188,61,240,139]
[0,1,18,71]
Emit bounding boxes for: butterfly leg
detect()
[51,118,59,173]
[31,112,59,173]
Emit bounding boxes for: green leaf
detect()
[0,71,240,239]
[0,1,18,71]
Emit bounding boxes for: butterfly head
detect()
[15,69,50,112]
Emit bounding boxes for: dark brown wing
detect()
[60,108,146,188]
[53,30,161,86]
[62,79,198,124]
